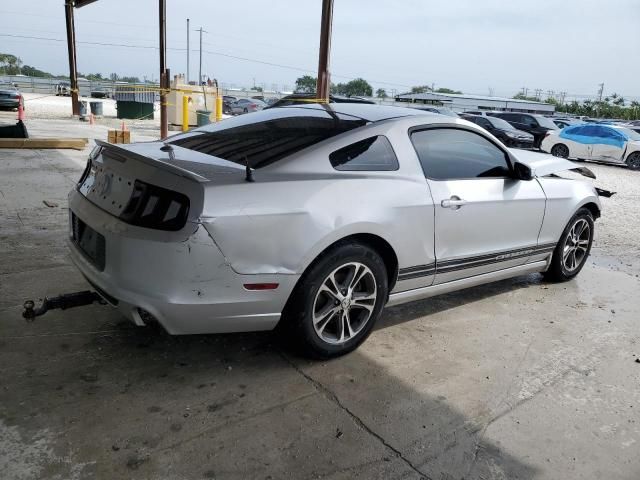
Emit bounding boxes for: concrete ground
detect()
[1,114,639,480]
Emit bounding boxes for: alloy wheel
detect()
[552,144,569,158]
[312,262,377,345]
[562,218,590,272]
[627,153,640,170]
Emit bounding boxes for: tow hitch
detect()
[22,290,106,321]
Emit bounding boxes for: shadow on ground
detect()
[0,274,541,479]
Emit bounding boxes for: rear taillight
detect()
[120,180,190,231]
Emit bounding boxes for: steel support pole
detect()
[315,0,334,102]
[64,0,80,116]
[198,27,203,86]
[159,0,168,139]
[186,18,190,84]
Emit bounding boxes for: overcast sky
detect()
[2,0,639,100]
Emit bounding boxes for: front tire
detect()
[543,208,594,282]
[626,152,640,170]
[551,143,570,158]
[282,242,388,359]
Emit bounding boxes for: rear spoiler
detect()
[95,140,209,183]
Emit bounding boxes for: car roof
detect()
[280,103,437,122]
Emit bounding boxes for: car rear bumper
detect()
[0,99,19,108]
[67,189,298,334]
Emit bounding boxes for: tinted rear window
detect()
[169,108,367,169]
[329,136,398,171]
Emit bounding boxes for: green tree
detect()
[119,75,141,83]
[342,78,373,97]
[513,93,540,102]
[294,75,317,93]
[435,87,462,94]
[0,53,23,74]
[411,85,431,94]
[21,65,52,78]
[376,88,387,98]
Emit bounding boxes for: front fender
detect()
[536,177,601,245]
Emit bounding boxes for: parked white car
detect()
[541,124,640,170]
[56,104,608,358]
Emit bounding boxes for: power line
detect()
[0,32,415,89]
[4,31,640,99]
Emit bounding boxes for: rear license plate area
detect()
[71,213,105,271]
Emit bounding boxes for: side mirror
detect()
[513,162,533,181]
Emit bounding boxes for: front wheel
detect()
[282,242,388,359]
[543,208,594,282]
[626,152,640,170]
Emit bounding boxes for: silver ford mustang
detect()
[68,104,604,358]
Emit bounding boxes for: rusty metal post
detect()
[64,0,80,116]
[315,0,334,103]
[159,0,168,139]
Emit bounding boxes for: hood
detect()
[509,148,596,179]
[502,128,533,139]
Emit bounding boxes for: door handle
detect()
[441,196,467,210]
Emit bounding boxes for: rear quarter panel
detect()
[200,119,437,277]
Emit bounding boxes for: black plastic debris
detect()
[0,120,29,139]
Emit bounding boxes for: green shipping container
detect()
[116,101,154,120]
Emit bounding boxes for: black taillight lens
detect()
[78,159,92,185]
[120,180,190,231]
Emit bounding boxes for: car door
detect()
[561,125,593,159]
[588,126,627,162]
[410,126,547,284]
[231,100,244,114]
[499,113,529,134]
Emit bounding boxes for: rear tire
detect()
[625,152,640,170]
[551,143,570,158]
[281,242,388,359]
[543,208,594,282]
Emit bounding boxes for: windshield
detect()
[616,127,640,141]
[536,116,560,129]
[488,117,515,130]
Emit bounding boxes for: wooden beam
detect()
[316,0,334,103]
[0,138,88,150]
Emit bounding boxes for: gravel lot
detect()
[1,113,639,479]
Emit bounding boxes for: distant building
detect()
[395,92,555,115]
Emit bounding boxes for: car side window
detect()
[329,135,399,171]
[520,115,537,127]
[410,128,511,180]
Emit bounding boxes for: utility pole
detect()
[64,0,79,116]
[186,18,190,84]
[559,91,567,105]
[315,0,334,102]
[159,0,168,139]
[197,27,205,85]
[597,83,605,102]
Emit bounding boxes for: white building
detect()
[394,92,555,115]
